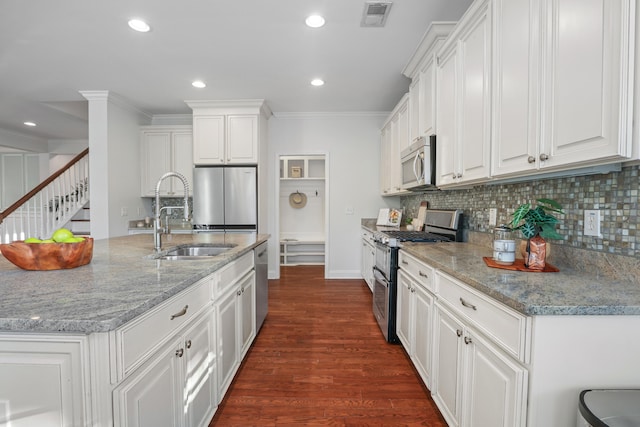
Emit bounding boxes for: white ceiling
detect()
[0,0,473,143]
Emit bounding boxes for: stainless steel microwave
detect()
[400,135,437,191]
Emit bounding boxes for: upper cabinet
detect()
[186,100,271,165]
[403,23,457,144]
[436,0,492,187]
[491,0,635,177]
[140,126,193,197]
[380,94,409,196]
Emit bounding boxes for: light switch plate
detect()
[584,210,601,237]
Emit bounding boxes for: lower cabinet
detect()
[433,303,527,427]
[216,270,256,400]
[113,307,216,427]
[360,230,375,291]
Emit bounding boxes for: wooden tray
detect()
[0,238,93,270]
[483,257,559,273]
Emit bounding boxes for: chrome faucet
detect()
[154,172,190,252]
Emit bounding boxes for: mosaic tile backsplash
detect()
[401,164,640,257]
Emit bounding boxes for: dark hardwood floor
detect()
[209,265,447,426]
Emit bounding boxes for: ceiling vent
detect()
[361,1,393,27]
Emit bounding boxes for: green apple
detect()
[51,228,73,243]
[40,239,55,243]
[64,237,85,243]
[24,237,42,243]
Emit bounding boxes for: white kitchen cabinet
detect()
[187,100,271,166]
[215,269,256,400]
[397,251,436,389]
[436,0,491,187]
[492,0,634,177]
[0,336,88,427]
[360,229,375,292]
[113,307,216,427]
[380,94,409,196]
[403,23,456,144]
[433,302,527,427]
[140,126,193,197]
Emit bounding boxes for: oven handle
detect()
[413,151,421,182]
[373,266,389,287]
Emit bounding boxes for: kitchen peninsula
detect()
[363,219,640,427]
[0,232,268,427]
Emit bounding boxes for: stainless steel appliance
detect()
[255,241,268,331]
[372,209,463,343]
[192,166,257,232]
[400,135,437,191]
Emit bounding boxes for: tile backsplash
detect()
[401,164,640,257]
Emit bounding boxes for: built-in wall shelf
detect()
[280,155,325,180]
[280,239,325,265]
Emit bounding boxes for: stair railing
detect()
[0,148,89,243]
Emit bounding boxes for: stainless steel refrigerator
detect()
[192,166,257,231]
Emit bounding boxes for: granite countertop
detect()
[0,233,268,334]
[361,219,640,316]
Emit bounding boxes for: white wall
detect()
[268,112,397,279]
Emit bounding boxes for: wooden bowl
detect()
[0,237,93,270]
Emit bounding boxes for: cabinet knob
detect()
[539,153,549,161]
[464,336,473,345]
[455,173,463,179]
[237,290,242,296]
[456,329,463,337]
[411,288,416,293]
[185,340,192,349]
[176,348,184,357]
[527,156,536,164]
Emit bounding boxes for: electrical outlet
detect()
[584,210,601,237]
[120,207,128,217]
[489,208,497,226]
[345,207,354,215]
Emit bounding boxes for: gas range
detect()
[372,230,452,247]
[373,209,463,247]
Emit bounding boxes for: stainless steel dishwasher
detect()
[255,242,268,331]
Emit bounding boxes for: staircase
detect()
[66,201,91,236]
[0,149,89,243]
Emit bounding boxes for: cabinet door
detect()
[380,125,392,195]
[216,287,239,399]
[0,339,86,427]
[540,0,632,167]
[193,115,225,165]
[413,283,434,389]
[419,56,437,137]
[409,77,421,143]
[183,310,217,427]
[171,131,193,197]
[114,338,183,427]
[491,0,539,176]
[458,1,491,183]
[227,115,258,164]
[436,45,458,186]
[433,305,464,427]
[141,132,172,197]
[396,270,413,352]
[239,272,256,359]
[462,331,527,427]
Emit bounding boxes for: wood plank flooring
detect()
[209,265,447,426]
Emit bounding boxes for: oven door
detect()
[372,266,390,341]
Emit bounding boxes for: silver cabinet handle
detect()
[464,336,473,345]
[170,305,189,320]
[456,329,463,337]
[185,340,192,349]
[401,260,409,265]
[460,298,477,311]
[539,153,549,161]
[176,348,184,357]
[419,271,429,279]
[527,156,536,164]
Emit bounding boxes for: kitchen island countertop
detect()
[362,219,640,316]
[0,233,268,334]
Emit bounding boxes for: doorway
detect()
[278,154,327,277]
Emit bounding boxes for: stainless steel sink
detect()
[155,244,236,260]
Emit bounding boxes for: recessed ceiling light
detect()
[192,80,206,88]
[310,79,325,87]
[305,15,326,28]
[23,121,36,127]
[128,19,150,32]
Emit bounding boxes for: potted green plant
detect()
[510,198,563,270]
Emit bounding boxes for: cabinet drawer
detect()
[116,278,211,379]
[436,272,528,362]
[398,251,435,293]
[215,251,254,297]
